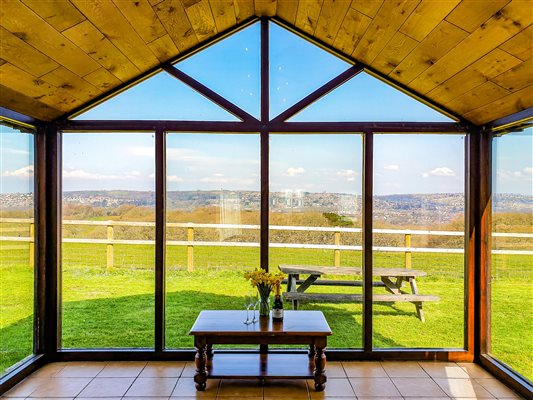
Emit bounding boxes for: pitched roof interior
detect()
[0,0,531,124]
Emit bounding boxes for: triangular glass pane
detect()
[289,72,454,122]
[74,72,238,121]
[270,22,350,119]
[176,23,260,119]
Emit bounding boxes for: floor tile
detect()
[27,377,92,398]
[263,379,309,399]
[29,363,67,378]
[54,361,107,377]
[2,378,49,397]
[171,377,220,397]
[382,361,429,377]
[391,377,447,397]
[419,362,469,378]
[139,361,186,377]
[434,378,495,398]
[358,397,404,400]
[169,397,216,400]
[97,361,147,378]
[308,378,355,398]
[474,378,521,398]
[74,398,122,400]
[343,362,388,377]
[181,362,196,378]
[349,377,401,397]
[324,362,347,378]
[77,377,135,397]
[218,379,263,397]
[124,377,179,397]
[457,363,495,379]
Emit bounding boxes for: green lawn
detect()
[1,243,531,382]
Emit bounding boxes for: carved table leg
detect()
[194,337,207,391]
[313,339,327,391]
[308,344,316,359]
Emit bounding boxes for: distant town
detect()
[1,190,531,225]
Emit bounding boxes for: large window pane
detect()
[165,133,260,348]
[373,134,465,348]
[62,133,155,348]
[491,128,533,381]
[270,134,363,348]
[0,124,34,374]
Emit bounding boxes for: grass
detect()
[1,243,531,382]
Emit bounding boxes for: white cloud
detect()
[2,165,34,177]
[336,169,357,181]
[284,167,305,177]
[200,175,229,184]
[167,175,182,183]
[384,164,400,171]
[423,167,456,178]
[63,168,149,181]
[524,167,533,175]
[4,147,30,155]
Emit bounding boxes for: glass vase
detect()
[257,285,271,317]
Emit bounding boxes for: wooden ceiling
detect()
[0,0,531,125]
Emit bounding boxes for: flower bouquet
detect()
[244,268,284,317]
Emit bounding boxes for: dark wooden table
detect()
[189,310,332,391]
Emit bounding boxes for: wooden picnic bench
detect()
[278,265,440,322]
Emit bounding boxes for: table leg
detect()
[409,277,425,322]
[194,337,207,391]
[313,339,327,391]
[206,344,213,359]
[308,344,316,359]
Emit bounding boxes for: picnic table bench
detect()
[278,265,440,322]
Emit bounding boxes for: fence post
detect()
[334,231,341,267]
[107,223,114,271]
[29,222,34,267]
[187,225,194,272]
[405,233,411,269]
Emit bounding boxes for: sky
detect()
[1,22,531,196]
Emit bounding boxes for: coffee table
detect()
[189,310,332,391]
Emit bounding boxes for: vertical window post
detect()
[155,128,166,353]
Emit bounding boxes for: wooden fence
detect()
[1,218,532,271]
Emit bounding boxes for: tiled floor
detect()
[2,361,524,399]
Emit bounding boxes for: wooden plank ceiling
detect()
[0,0,531,124]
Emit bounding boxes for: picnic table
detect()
[278,265,440,322]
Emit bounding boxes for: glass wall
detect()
[165,133,260,348]
[373,134,465,348]
[0,124,34,374]
[491,128,533,381]
[269,134,363,348]
[61,133,155,348]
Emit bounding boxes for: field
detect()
[1,242,531,381]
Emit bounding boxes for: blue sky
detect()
[1,22,531,196]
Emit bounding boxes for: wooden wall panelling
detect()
[0,84,63,120]
[70,0,160,71]
[0,63,82,112]
[314,0,352,45]
[371,31,419,75]
[409,0,532,95]
[62,20,141,83]
[427,49,522,105]
[464,85,533,124]
[276,0,298,25]
[446,81,511,115]
[153,0,198,53]
[112,0,167,44]
[148,34,181,62]
[209,0,237,32]
[183,0,218,42]
[332,7,371,55]
[491,59,533,92]
[0,1,100,77]
[391,20,468,85]
[444,0,510,33]
[40,66,103,102]
[399,0,460,42]
[0,26,59,77]
[255,0,277,17]
[352,0,419,65]
[234,0,255,23]
[295,0,323,36]
[499,25,533,61]
[21,0,86,33]
[349,0,384,19]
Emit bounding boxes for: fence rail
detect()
[1,218,532,270]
